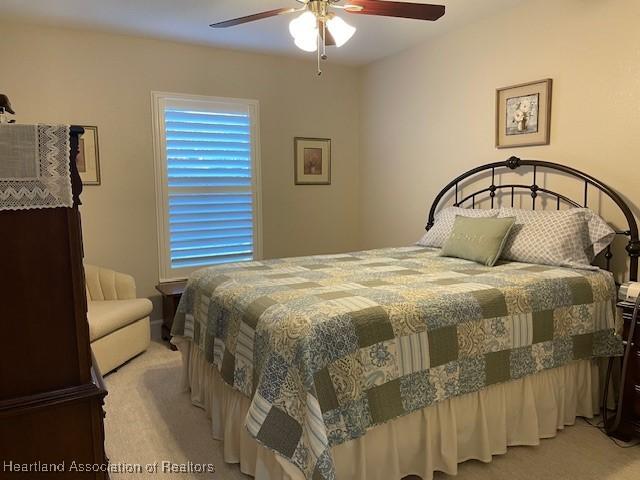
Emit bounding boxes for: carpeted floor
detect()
[104,341,640,480]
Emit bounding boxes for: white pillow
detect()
[574,208,616,259]
[498,208,592,268]
[417,207,499,248]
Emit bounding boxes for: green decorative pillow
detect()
[440,216,516,266]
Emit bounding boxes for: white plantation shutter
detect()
[152,93,261,280]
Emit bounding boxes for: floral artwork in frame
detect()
[294,137,331,185]
[496,79,552,148]
[506,93,539,135]
[77,125,101,185]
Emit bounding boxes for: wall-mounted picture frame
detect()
[496,78,552,149]
[77,125,101,185]
[294,137,331,185]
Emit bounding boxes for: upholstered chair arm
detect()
[84,264,137,301]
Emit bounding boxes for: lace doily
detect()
[0,124,72,210]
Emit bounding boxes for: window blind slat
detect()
[170,212,253,224]
[170,219,253,233]
[167,142,251,153]
[168,165,251,178]
[168,178,252,188]
[172,247,253,261]
[166,123,249,135]
[170,204,252,215]
[165,111,249,125]
[167,160,250,170]
[168,155,250,162]
[171,242,253,256]
[166,132,249,142]
[167,139,249,147]
[170,229,253,243]
[169,193,252,205]
[171,236,253,251]
[172,253,254,269]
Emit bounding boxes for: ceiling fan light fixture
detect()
[289,10,318,52]
[289,10,316,39]
[294,33,318,52]
[326,15,356,47]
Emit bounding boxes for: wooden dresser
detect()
[615,300,640,441]
[0,126,108,479]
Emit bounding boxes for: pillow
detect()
[498,208,592,268]
[417,207,499,248]
[572,208,616,259]
[440,216,516,266]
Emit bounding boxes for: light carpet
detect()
[104,341,640,480]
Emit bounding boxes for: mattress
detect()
[171,246,622,480]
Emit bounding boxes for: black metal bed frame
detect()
[426,156,640,282]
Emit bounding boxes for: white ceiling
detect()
[1,0,524,65]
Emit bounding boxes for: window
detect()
[152,92,261,281]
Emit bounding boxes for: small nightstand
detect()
[156,280,187,351]
[614,300,640,441]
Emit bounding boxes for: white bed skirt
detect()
[174,337,601,480]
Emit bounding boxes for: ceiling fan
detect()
[210,1,445,75]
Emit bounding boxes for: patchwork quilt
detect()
[172,246,622,480]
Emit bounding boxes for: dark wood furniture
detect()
[0,126,108,479]
[614,300,640,441]
[156,280,187,350]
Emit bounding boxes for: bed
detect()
[171,157,638,480]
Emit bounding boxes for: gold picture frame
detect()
[496,79,552,149]
[76,125,101,185]
[294,137,331,185]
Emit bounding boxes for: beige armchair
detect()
[85,265,152,374]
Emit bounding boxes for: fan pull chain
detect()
[322,21,328,60]
[317,30,322,76]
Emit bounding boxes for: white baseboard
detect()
[150,319,163,341]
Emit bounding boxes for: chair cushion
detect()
[88,299,153,341]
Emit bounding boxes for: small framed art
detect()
[77,125,101,185]
[294,137,331,185]
[496,79,552,149]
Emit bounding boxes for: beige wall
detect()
[359,0,640,259]
[5,0,640,312]
[1,22,360,314]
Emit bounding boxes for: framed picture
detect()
[77,125,101,185]
[496,79,552,148]
[294,137,331,185]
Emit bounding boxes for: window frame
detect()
[151,91,263,282]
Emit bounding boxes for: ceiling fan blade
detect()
[344,1,445,21]
[210,7,296,28]
[318,20,337,46]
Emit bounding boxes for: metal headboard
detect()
[426,156,640,282]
